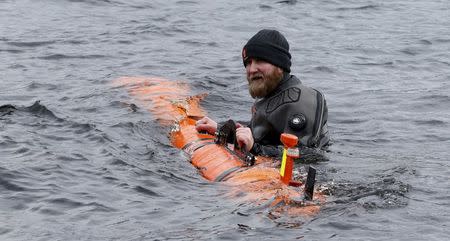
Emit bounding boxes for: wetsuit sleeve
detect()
[250,142,284,159]
[250,142,328,162]
[317,99,330,148]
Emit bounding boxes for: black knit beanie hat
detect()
[242,29,291,73]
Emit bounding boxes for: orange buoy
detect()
[113,76,325,216]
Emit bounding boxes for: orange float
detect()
[113,76,325,216]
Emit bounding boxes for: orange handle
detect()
[280,133,298,148]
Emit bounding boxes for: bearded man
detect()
[196,29,330,160]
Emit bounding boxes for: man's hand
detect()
[236,123,254,152]
[195,116,218,135]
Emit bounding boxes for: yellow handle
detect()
[279,148,287,177]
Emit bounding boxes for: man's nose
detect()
[247,61,259,74]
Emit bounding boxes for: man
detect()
[196,29,329,161]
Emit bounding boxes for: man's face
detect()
[245,58,283,98]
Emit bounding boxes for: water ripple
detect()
[0,176,27,192]
[6,41,56,47]
[22,101,63,121]
[0,49,24,54]
[336,4,379,11]
[134,185,161,197]
[37,54,109,60]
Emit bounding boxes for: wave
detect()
[336,4,379,11]
[1,101,100,138]
[0,176,27,192]
[0,104,16,116]
[6,41,56,48]
[414,119,446,126]
[64,0,119,6]
[37,54,109,60]
[276,0,297,5]
[134,185,161,197]
[23,101,64,121]
[322,166,411,210]
[0,49,24,54]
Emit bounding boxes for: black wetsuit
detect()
[249,74,330,161]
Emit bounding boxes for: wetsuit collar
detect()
[279,72,293,86]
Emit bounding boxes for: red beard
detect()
[247,68,283,98]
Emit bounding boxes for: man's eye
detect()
[244,59,252,66]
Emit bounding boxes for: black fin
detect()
[304,166,316,200]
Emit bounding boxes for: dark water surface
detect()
[1,0,449,240]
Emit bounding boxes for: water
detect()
[1,0,449,240]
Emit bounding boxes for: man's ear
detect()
[277,67,284,75]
